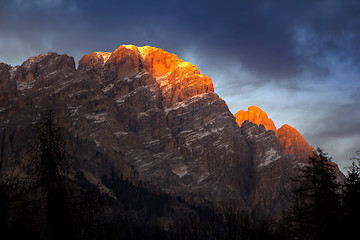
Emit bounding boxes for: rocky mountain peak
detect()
[78,45,214,107]
[10,52,76,93]
[20,52,75,71]
[126,45,182,78]
[234,106,277,132]
[276,124,315,161]
[234,106,316,161]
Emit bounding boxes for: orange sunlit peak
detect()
[234,105,277,132]
[121,45,159,59]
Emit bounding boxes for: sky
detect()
[1,0,360,172]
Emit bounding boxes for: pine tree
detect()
[342,151,360,238]
[31,109,73,240]
[0,126,5,174]
[286,148,341,240]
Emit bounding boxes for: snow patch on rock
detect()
[259,148,282,167]
[17,79,36,91]
[172,165,189,178]
[9,66,19,79]
[86,112,108,124]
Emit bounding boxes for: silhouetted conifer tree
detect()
[286,148,341,240]
[31,109,73,240]
[342,151,360,238]
[0,124,39,239]
[0,126,5,174]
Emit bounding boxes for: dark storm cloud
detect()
[186,0,360,88]
[1,0,359,102]
[0,0,83,64]
[2,0,359,83]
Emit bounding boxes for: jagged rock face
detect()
[0,45,344,217]
[78,45,214,108]
[235,106,277,132]
[235,106,344,199]
[276,124,315,161]
[0,46,250,207]
[0,63,16,103]
[234,106,315,161]
[239,121,296,214]
[76,45,245,202]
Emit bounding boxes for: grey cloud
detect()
[304,103,360,140]
[2,0,359,82]
[299,101,360,171]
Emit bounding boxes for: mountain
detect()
[0,45,344,222]
[234,106,315,161]
[276,124,315,161]
[234,106,276,132]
